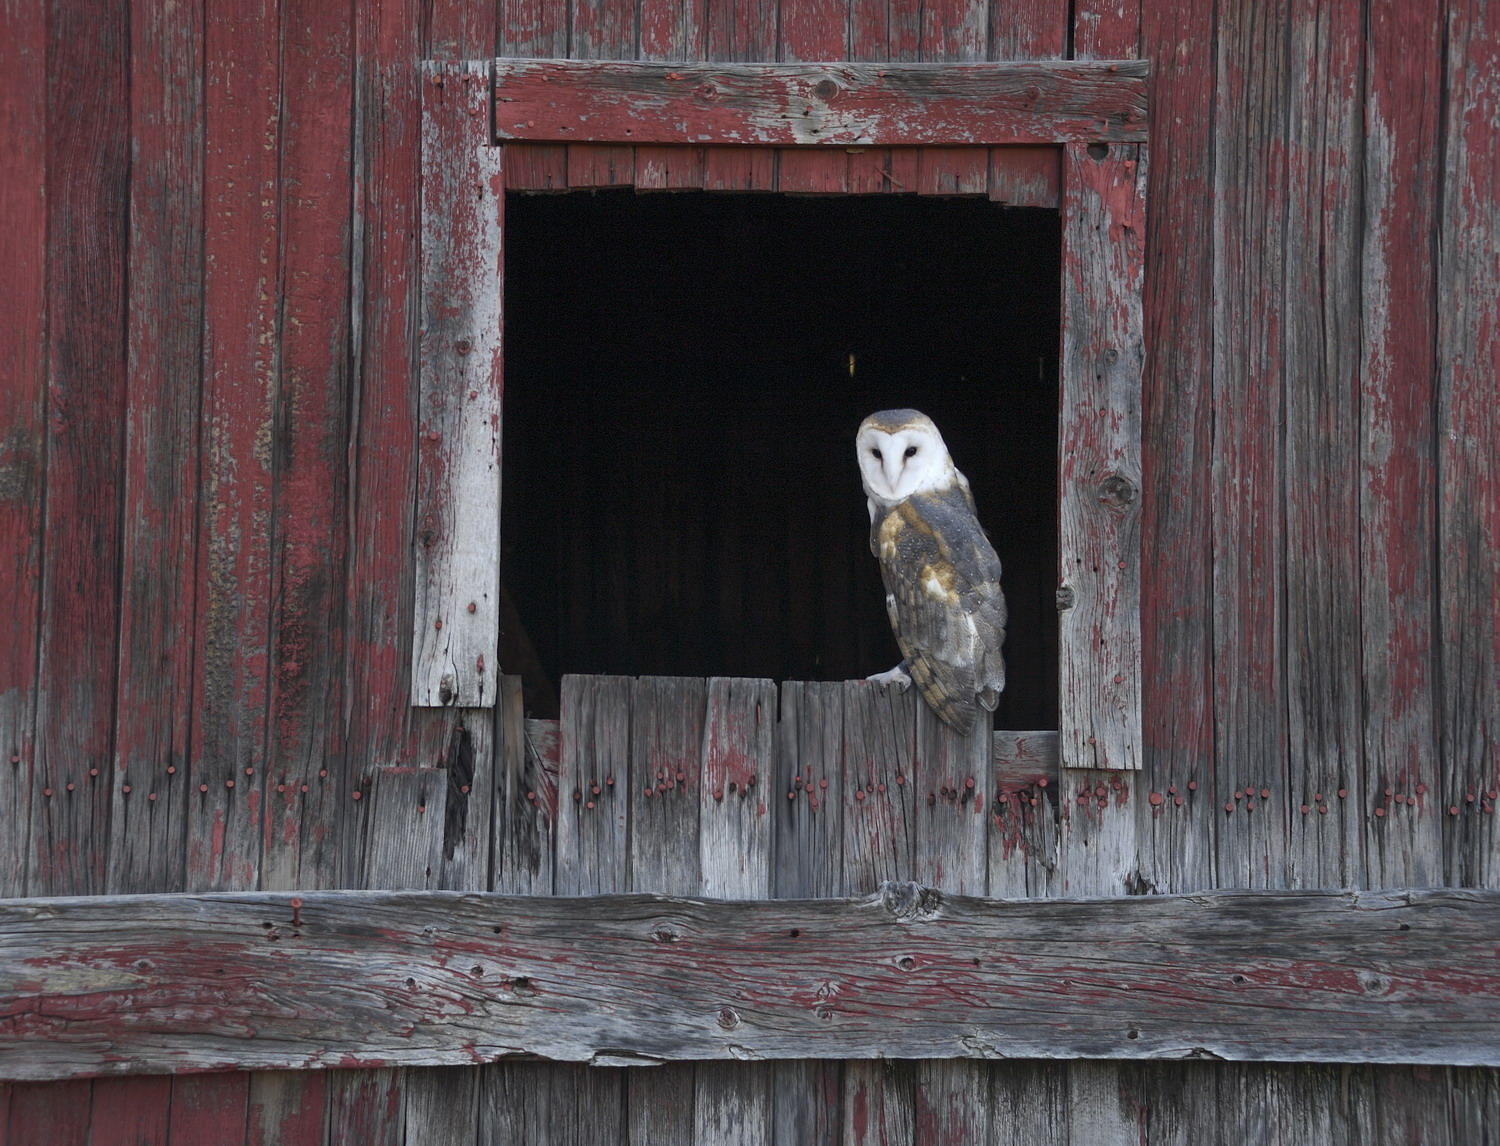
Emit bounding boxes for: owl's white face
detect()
[856,411,958,506]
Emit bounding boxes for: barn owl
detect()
[857,409,1007,734]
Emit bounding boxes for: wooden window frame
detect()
[415,58,1146,771]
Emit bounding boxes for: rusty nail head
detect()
[1188,780,1198,791]
[90,767,100,777]
[352,790,362,801]
[199,783,209,793]
[1338,788,1348,798]
[66,782,75,792]
[467,601,477,613]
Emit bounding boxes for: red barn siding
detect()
[1,0,1497,1137]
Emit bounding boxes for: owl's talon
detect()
[867,665,913,690]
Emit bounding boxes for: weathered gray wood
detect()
[695,679,776,1146]
[492,683,555,896]
[775,681,849,1145]
[1057,141,1145,771]
[836,682,913,1146]
[1437,0,1499,892]
[4,886,1496,1081]
[412,59,503,707]
[492,59,1149,146]
[627,676,703,1146]
[556,675,631,895]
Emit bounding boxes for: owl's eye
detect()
[871,448,882,460]
[904,445,918,458]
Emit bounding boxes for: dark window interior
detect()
[502,189,1059,728]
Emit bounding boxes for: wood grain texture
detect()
[4,886,1497,1080]
[261,0,354,891]
[1282,0,1365,892]
[188,0,283,895]
[1135,0,1215,897]
[0,0,48,900]
[1057,142,1145,771]
[105,0,203,898]
[1210,0,1290,888]
[413,59,504,708]
[493,59,1149,146]
[1438,0,1500,893]
[31,0,131,896]
[1358,0,1443,891]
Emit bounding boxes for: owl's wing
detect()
[877,491,1007,734]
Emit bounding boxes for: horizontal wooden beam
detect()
[3,886,1495,1080]
[492,60,1148,147]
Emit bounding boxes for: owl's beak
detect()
[883,454,903,490]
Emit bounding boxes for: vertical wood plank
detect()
[261,0,355,891]
[625,676,704,1146]
[773,681,846,1146]
[1438,0,1500,891]
[1282,0,1365,891]
[986,147,1060,208]
[1060,17,1145,1136]
[190,0,282,894]
[261,0,359,1073]
[556,675,632,894]
[347,0,459,875]
[1358,0,1443,891]
[840,682,915,1146]
[245,1072,326,1146]
[85,1078,172,1146]
[427,0,498,58]
[840,683,917,892]
[0,0,48,900]
[106,0,205,896]
[1211,0,1290,887]
[911,702,990,1146]
[5,1081,91,1146]
[1135,0,1216,897]
[694,678,776,1146]
[414,59,504,708]
[988,0,1067,59]
[1057,141,1145,771]
[168,1073,251,1146]
[496,701,558,894]
[479,681,561,1144]
[550,674,631,1143]
[30,0,131,896]
[324,1071,402,1146]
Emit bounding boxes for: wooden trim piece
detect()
[3,886,1495,1080]
[1057,142,1145,769]
[492,59,1148,147]
[413,60,504,707]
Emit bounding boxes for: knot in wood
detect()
[698,83,719,100]
[1096,473,1137,509]
[1056,586,1076,610]
[812,79,840,100]
[717,1007,741,1030]
[879,881,942,922]
[651,924,681,944]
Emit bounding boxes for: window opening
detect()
[502,189,1060,728]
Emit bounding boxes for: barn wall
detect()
[0,0,1496,1139]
